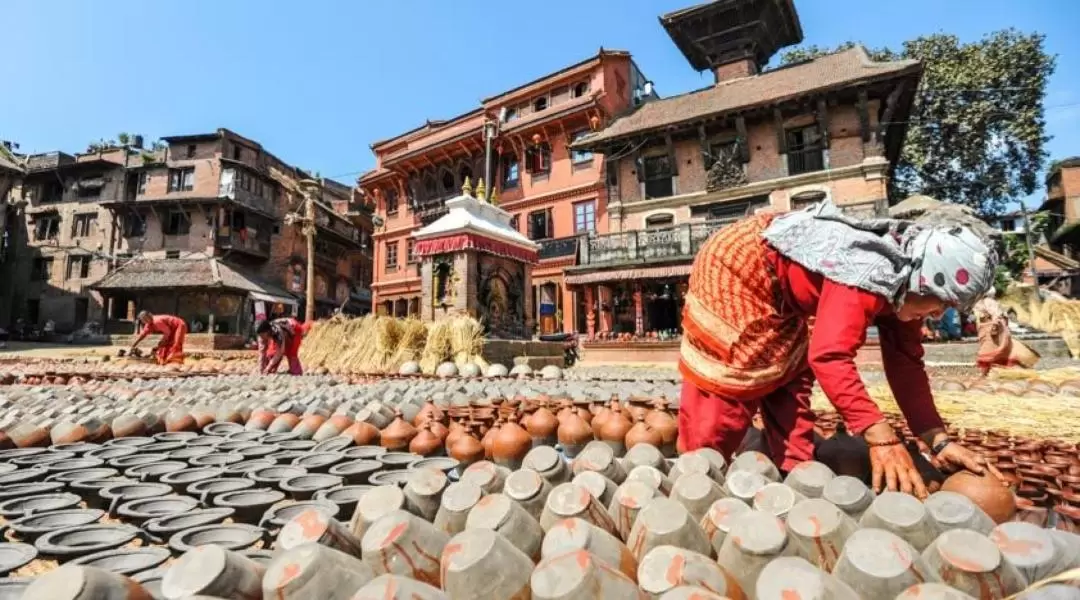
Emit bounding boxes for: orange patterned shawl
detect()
[679,213,809,398]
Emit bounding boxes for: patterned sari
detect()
[679,214,809,398]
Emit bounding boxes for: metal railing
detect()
[538,236,579,260]
[216,231,271,257]
[578,220,733,267]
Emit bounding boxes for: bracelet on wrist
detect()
[866,438,903,448]
[931,439,952,456]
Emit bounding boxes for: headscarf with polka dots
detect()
[905,225,996,311]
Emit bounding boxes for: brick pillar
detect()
[523,264,534,337]
[584,285,595,339]
[633,284,643,337]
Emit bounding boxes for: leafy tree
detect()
[998,210,1049,279]
[781,30,1056,216]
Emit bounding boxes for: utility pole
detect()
[296,178,320,323]
[1022,204,1039,286]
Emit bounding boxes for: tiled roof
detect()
[92,257,294,297]
[575,47,921,148]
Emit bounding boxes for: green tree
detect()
[781,30,1056,215]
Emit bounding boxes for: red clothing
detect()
[679,250,944,470]
[135,315,187,365]
[261,318,311,375]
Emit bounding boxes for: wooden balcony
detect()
[578,220,733,268]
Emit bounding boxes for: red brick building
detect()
[569,0,922,351]
[358,50,654,334]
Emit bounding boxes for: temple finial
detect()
[461,176,473,197]
[489,187,498,205]
[475,178,487,201]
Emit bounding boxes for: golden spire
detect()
[489,187,499,206]
[461,176,473,197]
[475,178,487,202]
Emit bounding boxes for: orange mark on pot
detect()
[294,509,326,540]
[990,530,1044,556]
[575,550,591,570]
[781,589,802,600]
[807,515,822,537]
[381,520,408,546]
[276,562,301,591]
[477,495,495,507]
[439,543,463,585]
[664,553,686,585]
[382,575,397,600]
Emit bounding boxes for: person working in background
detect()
[255,317,312,375]
[130,311,187,365]
[973,288,1038,375]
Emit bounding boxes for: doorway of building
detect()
[26,299,40,325]
[538,282,559,334]
[74,298,89,328]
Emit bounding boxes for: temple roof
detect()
[412,192,538,253]
[574,46,920,150]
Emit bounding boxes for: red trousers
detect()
[265,319,311,375]
[678,369,817,472]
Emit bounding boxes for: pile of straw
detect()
[1000,284,1080,358]
[811,384,1080,442]
[300,314,486,375]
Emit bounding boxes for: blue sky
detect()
[2,0,1078,207]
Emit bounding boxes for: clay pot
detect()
[526,407,559,447]
[448,426,485,468]
[941,470,1017,524]
[557,411,593,458]
[645,400,678,456]
[598,406,633,457]
[381,411,418,451]
[624,414,663,452]
[341,420,380,446]
[413,401,443,427]
[492,415,532,470]
[481,419,502,460]
[409,424,444,457]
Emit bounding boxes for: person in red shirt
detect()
[130,311,187,365]
[679,201,998,499]
[255,317,312,375]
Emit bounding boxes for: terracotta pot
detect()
[624,414,663,452]
[481,419,501,460]
[526,407,559,447]
[381,411,418,451]
[557,411,593,458]
[448,426,484,468]
[341,420,380,446]
[444,421,465,450]
[492,415,531,470]
[598,407,633,457]
[409,424,444,457]
[413,401,443,427]
[941,470,1016,524]
[645,400,677,454]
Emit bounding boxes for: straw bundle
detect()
[419,320,453,374]
[450,317,486,368]
[1000,284,1080,358]
[389,318,429,366]
[811,385,1080,441]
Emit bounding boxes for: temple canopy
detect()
[412,185,539,264]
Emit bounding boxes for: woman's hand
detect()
[864,422,929,499]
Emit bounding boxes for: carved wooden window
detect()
[501,154,520,189]
[645,213,675,229]
[571,131,593,165]
[533,96,548,112]
[406,238,417,264]
[423,176,437,199]
[708,141,739,169]
[572,81,590,98]
[574,200,596,233]
[385,188,398,215]
[385,241,398,271]
[785,126,825,176]
[526,144,551,175]
[643,155,674,199]
[441,171,455,194]
[528,208,553,241]
[67,255,91,280]
[168,167,195,192]
[72,213,96,238]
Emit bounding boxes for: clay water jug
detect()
[381,410,418,451]
[449,425,484,468]
[557,411,593,458]
[941,469,1016,524]
[444,421,466,451]
[625,414,663,452]
[526,407,559,447]
[341,420,380,446]
[599,408,633,457]
[492,414,531,470]
[481,418,502,460]
[645,398,678,456]
[409,423,444,457]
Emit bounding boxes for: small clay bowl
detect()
[187,478,257,506]
[411,457,460,476]
[116,495,200,524]
[280,474,344,501]
[344,446,387,460]
[142,508,236,543]
[259,500,339,529]
[0,468,49,486]
[0,493,81,519]
[235,444,281,460]
[247,465,308,490]
[0,448,48,462]
[277,440,316,451]
[124,461,188,483]
[49,443,100,456]
[312,437,353,453]
[84,446,138,462]
[167,446,215,463]
[68,546,171,576]
[212,488,286,524]
[107,453,169,470]
[185,436,226,448]
[139,442,186,454]
[152,432,199,443]
[265,451,308,465]
[328,460,382,485]
[226,430,268,443]
[369,470,410,487]
[11,451,74,467]
[378,452,422,471]
[189,453,245,468]
[0,482,64,502]
[224,458,277,477]
[260,432,301,444]
[45,467,119,484]
[313,485,372,517]
[159,467,226,493]
[216,440,260,453]
[0,543,37,577]
[167,523,266,555]
[33,524,140,559]
[242,549,276,566]
[5,508,106,542]
[98,482,173,516]
[102,437,154,448]
[204,423,245,436]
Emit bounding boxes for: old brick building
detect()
[1,129,373,340]
[359,50,654,334]
[568,0,922,350]
[0,142,26,327]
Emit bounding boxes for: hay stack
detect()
[1000,284,1080,358]
[299,314,486,374]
